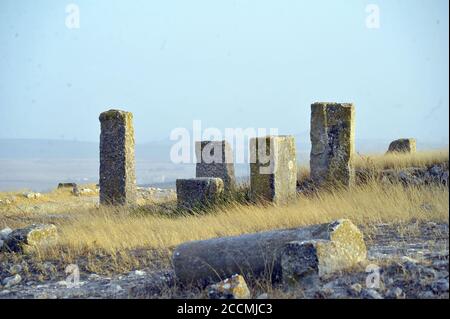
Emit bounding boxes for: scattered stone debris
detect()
[387,138,416,154]
[355,163,449,187]
[23,192,42,199]
[0,223,448,299]
[208,275,251,299]
[1,224,57,253]
[2,274,22,288]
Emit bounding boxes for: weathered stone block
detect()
[176,177,224,210]
[208,274,251,299]
[172,219,365,286]
[310,102,355,187]
[249,136,297,204]
[281,220,366,286]
[196,140,236,192]
[57,183,77,189]
[387,138,416,154]
[99,109,137,205]
[2,224,58,253]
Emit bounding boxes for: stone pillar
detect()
[250,136,297,204]
[387,138,416,154]
[99,109,137,205]
[195,140,236,192]
[310,102,355,187]
[176,177,224,210]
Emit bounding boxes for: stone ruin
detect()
[176,177,224,210]
[99,109,137,205]
[387,138,416,154]
[250,135,297,204]
[310,102,355,187]
[172,219,367,286]
[195,140,236,192]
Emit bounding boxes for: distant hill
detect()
[0,138,447,161]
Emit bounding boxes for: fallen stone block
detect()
[176,178,224,210]
[280,221,367,286]
[1,224,58,253]
[172,219,366,286]
[196,140,236,192]
[387,138,416,154]
[250,135,297,204]
[207,274,251,299]
[57,183,77,189]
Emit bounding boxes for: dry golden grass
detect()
[353,149,449,170]
[0,150,448,275]
[18,180,444,275]
[297,149,449,182]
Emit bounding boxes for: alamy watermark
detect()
[169,120,279,174]
[65,3,80,29]
[365,4,380,29]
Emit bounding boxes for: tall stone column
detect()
[195,140,236,192]
[250,136,297,204]
[310,102,355,187]
[99,109,137,205]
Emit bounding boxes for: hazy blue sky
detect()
[0,0,448,145]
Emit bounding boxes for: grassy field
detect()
[0,149,448,276]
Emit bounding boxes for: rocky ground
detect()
[0,222,448,299]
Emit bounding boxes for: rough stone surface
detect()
[99,109,137,205]
[208,274,251,299]
[355,163,449,187]
[2,274,22,288]
[0,227,12,241]
[172,219,364,286]
[176,178,224,210]
[310,102,355,187]
[196,141,236,192]
[280,220,367,286]
[57,183,77,189]
[387,138,416,154]
[0,223,447,299]
[250,135,297,204]
[1,224,57,253]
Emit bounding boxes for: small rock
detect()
[133,270,146,276]
[361,288,383,299]
[208,274,251,299]
[2,274,22,288]
[432,279,449,294]
[9,264,23,275]
[23,192,41,199]
[256,293,269,299]
[386,287,404,299]
[348,283,363,296]
[0,227,12,240]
